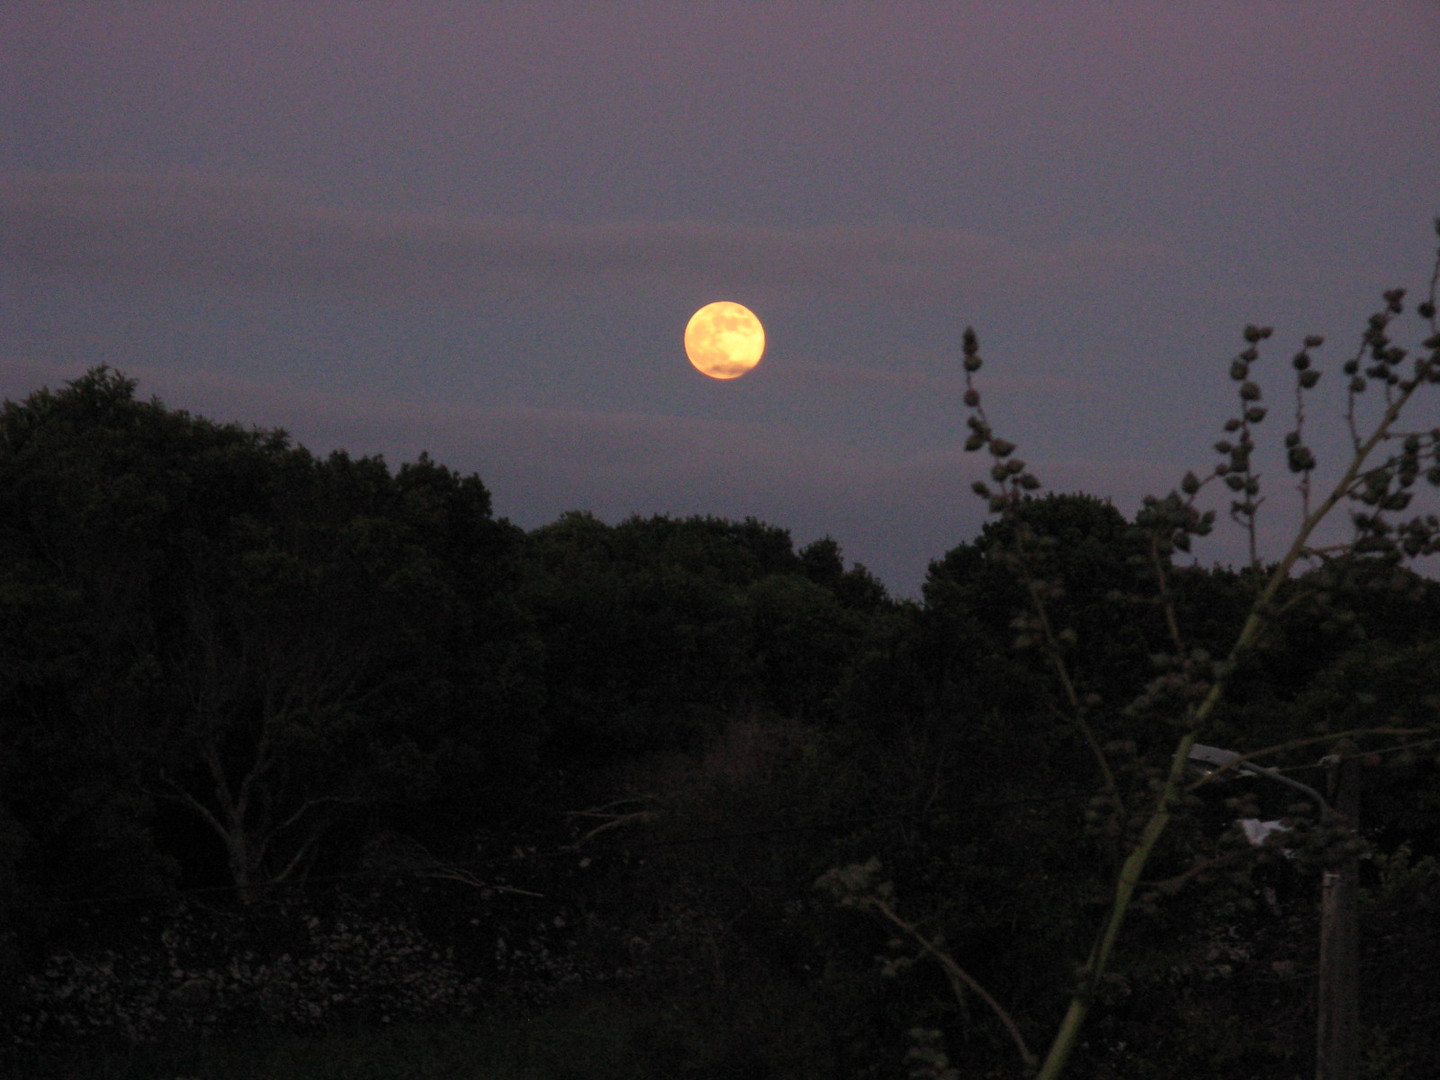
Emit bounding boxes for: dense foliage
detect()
[3,234,1439,1080]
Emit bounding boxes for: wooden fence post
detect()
[1316,742,1360,1080]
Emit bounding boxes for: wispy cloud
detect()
[3,171,1176,304]
[775,357,1093,401]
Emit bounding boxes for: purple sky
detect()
[4,4,1438,596]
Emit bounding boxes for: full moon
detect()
[684,301,765,379]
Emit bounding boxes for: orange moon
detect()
[684,301,765,379]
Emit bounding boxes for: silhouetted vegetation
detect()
[3,229,1440,1078]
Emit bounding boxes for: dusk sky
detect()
[4,4,1438,596]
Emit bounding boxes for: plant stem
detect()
[1035,347,1432,1079]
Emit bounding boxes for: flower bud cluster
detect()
[905,1026,961,1080]
[1342,287,1439,401]
[1210,327,1277,540]
[958,328,1043,513]
[1282,335,1326,479]
[815,856,890,908]
[1136,491,1215,557]
[1123,648,1219,729]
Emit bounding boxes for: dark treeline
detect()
[3,368,1438,1077]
